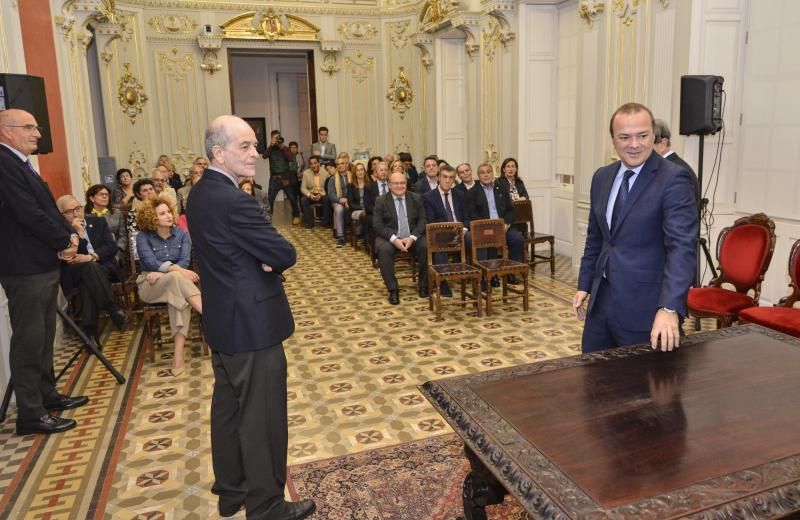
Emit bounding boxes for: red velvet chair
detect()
[687,213,776,328]
[739,239,800,338]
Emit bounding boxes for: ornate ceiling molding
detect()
[220,9,320,41]
[148,14,199,34]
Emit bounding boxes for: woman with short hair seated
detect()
[135,195,202,376]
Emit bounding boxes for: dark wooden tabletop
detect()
[420,325,800,519]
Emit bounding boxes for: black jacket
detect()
[466,181,514,225]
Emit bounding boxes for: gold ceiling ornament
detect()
[419,0,459,31]
[117,62,148,125]
[337,20,378,41]
[578,1,605,28]
[389,21,411,49]
[220,9,320,41]
[344,50,374,84]
[148,14,198,34]
[386,67,414,119]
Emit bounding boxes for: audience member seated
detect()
[299,155,329,228]
[158,154,183,191]
[368,155,383,182]
[415,155,439,195]
[112,168,135,209]
[151,165,178,207]
[56,195,127,344]
[329,152,353,247]
[455,162,477,194]
[466,163,525,286]
[364,161,389,255]
[127,178,157,240]
[135,195,203,376]
[423,165,470,298]
[177,163,204,215]
[373,172,429,304]
[240,178,271,223]
[86,184,127,264]
[497,157,529,201]
[399,152,419,185]
[348,161,371,241]
[384,153,394,164]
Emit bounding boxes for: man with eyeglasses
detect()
[373,171,429,304]
[0,109,90,436]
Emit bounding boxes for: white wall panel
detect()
[436,38,466,162]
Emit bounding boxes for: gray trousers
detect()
[0,270,61,420]
[210,344,288,519]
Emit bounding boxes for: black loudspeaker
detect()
[679,75,724,136]
[0,74,53,154]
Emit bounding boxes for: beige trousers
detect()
[137,271,200,338]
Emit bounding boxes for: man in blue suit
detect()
[423,165,469,297]
[187,115,315,520]
[573,103,698,353]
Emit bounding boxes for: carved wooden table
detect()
[420,325,800,519]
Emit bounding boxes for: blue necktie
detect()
[444,192,454,222]
[610,169,634,232]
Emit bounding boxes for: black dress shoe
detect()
[388,290,400,305]
[16,414,77,435]
[440,283,453,298]
[44,394,89,411]
[109,308,130,330]
[418,287,429,298]
[267,499,316,520]
[219,498,244,517]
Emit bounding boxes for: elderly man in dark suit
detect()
[187,115,315,520]
[373,171,429,304]
[56,194,127,345]
[0,109,89,435]
[573,104,698,354]
[423,164,470,297]
[653,119,701,212]
[466,163,525,285]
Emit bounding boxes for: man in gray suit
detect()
[310,126,336,164]
[373,171,429,304]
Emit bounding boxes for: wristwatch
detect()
[660,307,676,313]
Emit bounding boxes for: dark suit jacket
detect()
[364,181,388,217]
[497,176,529,199]
[578,152,698,327]
[415,176,438,195]
[59,216,122,294]
[666,152,701,211]
[466,181,514,225]
[347,182,367,211]
[0,144,73,276]
[186,168,297,354]
[423,188,469,229]
[373,191,426,241]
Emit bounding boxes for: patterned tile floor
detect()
[0,202,711,518]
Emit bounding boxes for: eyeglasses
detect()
[1,124,44,133]
[61,205,84,216]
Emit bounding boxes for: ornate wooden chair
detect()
[127,237,208,363]
[426,222,482,319]
[469,218,529,316]
[511,199,555,275]
[739,238,800,338]
[687,213,776,328]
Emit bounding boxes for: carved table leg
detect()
[460,444,507,520]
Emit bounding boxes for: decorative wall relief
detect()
[386,67,414,119]
[128,149,148,178]
[148,14,198,34]
[614,0,639,27]
[483,19,502,61]
[414,33,434,70]
[197,34,223,75]
[344,51,374,84]
[419,0,459,32]
[117,12,135,42]
[221,10,320,41]
[578,1,605,28]
[337,21,378,41]
[117,62,148,125]
[320,40,342,76]
[157,48,194,75]
[389,21,410,49]
[452,15,481,60]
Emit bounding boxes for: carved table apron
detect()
[420,325,800,519]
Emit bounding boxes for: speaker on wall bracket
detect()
[0,74,53,154]
[680,75,724,136]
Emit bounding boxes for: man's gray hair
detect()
[204,122,230,160]
[653,119,671,142]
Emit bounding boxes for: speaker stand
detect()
[0,307,126,424]
[694,134,719,331]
